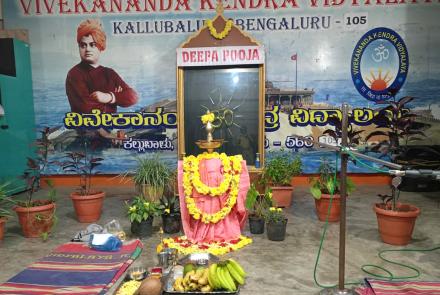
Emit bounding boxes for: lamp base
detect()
[319,287,359,295]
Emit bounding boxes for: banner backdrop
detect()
[3,1,440,174]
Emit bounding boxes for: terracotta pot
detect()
[266,218,288,241]
[14,201,56,238]
[70,191,105,223]
[271,186,293,207]
[374,203,420,245]
[315,193,341,222]
[0,217,7,240]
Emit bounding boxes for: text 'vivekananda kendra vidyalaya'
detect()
[18,0,438,16]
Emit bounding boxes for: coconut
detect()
[137,276,162,295]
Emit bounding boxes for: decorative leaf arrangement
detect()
[309,158,355,200]
[21,127,57,207]
[245,184,273,219]
[261,151,302,187]
[59,140,103,196]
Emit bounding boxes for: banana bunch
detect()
[173,267,212,292]
[207,258,246,292]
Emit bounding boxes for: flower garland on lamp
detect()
[183,152,243,224]
[206,19,233,40]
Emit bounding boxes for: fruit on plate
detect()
[173,267,213,292]
[138,276,162,295]
[173,259,247,293]
[183,263,195,276]
[207,259,247,291]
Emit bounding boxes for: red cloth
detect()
[66,62,138,113]
[178,158,249,243]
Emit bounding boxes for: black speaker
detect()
[0,38,16,77]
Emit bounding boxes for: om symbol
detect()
[211,108,234,128]
[372,43,389,62]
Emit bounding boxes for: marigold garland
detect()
[157,235,252,256]
[206,19,233,40]
[183,152,242,224]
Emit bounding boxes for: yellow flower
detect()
[206,19,234,40]
[277,208,283,212]
[270,207,276,212]
[201,112,215,124]
[129,206,137,212]
[164,208,171,214]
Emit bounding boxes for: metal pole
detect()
[319,105,358,295]
[339,103,349,291]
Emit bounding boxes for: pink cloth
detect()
[356,279,440,295]
[178,159,250,243]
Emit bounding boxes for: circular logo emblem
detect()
[351,27,409,102]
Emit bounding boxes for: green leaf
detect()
[40,232,49,241]
[326,179,336,195]
[245,185,258,210]
[310,186,322,199]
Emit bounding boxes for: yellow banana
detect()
[208,263,219,289]
[200,284,212,292]
[227,258,246,278]
[190,268,204,282]
[184,270,194,282]
[200,285,212,293]
[216,265,229,291]
[222,265,237,291]
[226,261,245,285]
[188,282,198,291]
[182,275,190,288]
[198,268,209,286]
[173,277,185,291]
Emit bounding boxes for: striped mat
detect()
[0,239,143,295]
[356,279,440,295]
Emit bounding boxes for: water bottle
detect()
[255,153,260,168]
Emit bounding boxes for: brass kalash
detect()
[195,110,224,153]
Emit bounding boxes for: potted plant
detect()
[245,183,273,234]
[126,196,161,237]
[132,154,174,202]
[264,207,287,241]
[366,96,423,245]
[309,158,355,222]
[14,128,57,239]
[159,194,181,234]
[261,151,302,207]
[0,182,15,240]
[61,140,104,223]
